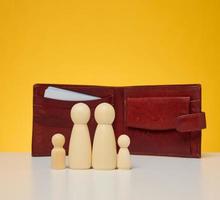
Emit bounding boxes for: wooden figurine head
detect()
[94,103,115,124]
[52,133,65,148]
[118,134,130,148]
[70,103,91,124]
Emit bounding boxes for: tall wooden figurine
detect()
[51,133,66,169]
[68,103,92,169]
[92,102,117,170]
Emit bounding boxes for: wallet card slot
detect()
[34,95,113,109]
[34,84,114,99]
[33,96,113,127]
[44,86,101,101]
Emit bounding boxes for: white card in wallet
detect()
[44,86,101,101]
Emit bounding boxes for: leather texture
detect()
[32,84,206,158]
[126,97,190,130]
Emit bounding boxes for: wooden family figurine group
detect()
[51,102,131,170]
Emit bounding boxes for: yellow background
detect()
[0,0,219,152]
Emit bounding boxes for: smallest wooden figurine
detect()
[117,134,131,169]
[51,133,66,170]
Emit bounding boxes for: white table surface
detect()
[0,153,219,200]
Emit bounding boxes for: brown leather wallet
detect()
[32,84,206,158]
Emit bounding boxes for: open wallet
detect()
[32,84,206,158]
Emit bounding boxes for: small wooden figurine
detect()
[51,133,66,169]
[117,134,131,169]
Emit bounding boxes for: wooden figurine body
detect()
[117,134,131,169]
[68,103,92,169]
[92,103,117,170]
[51,133,66,169]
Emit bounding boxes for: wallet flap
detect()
[176,112,206,132]
[126,97,190,130]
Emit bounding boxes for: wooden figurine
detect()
[68,103,92,169]
[117,134,131,169]
[51,133,66,169]
[92,103,117,170]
